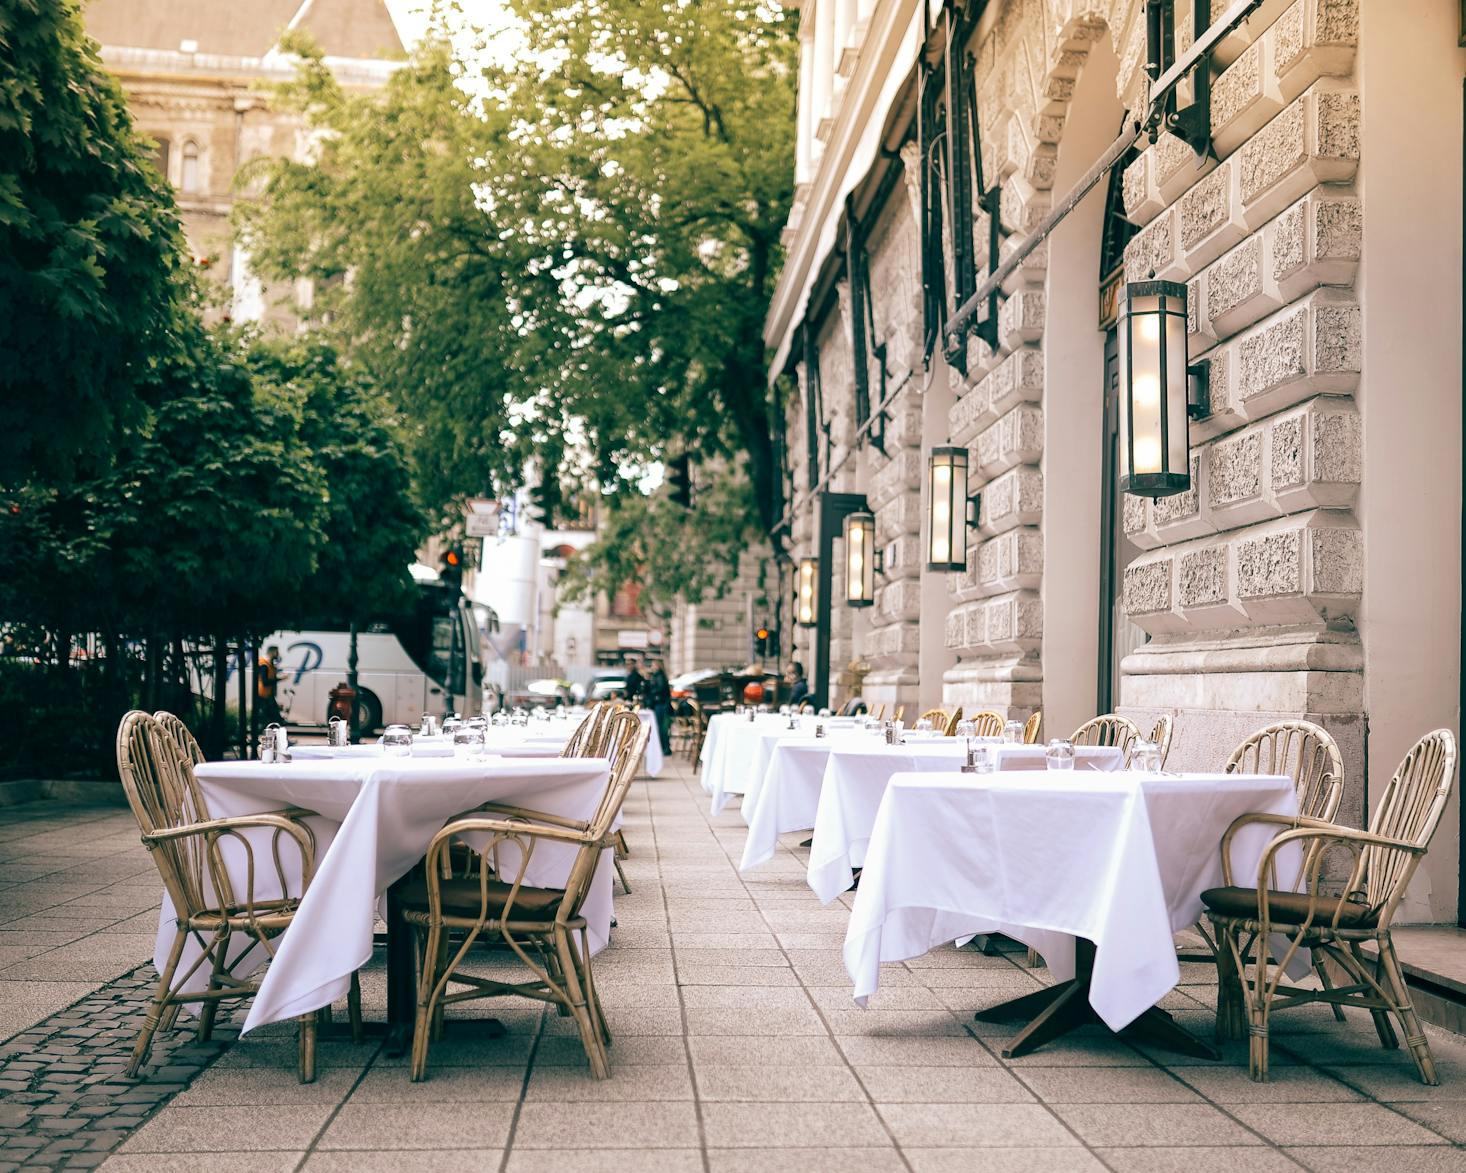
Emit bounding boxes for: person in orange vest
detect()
[255,644,284,731]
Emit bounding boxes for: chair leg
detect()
[577,928,611,1049]
[129,929,187,1077]
[554,929,608,1079]
[1314,951,1347,1022]
[1349,943,1399,1049]
[1024,947,1043,969]
[612,856,632,895]
[411,924,443,1082]
[297,1012,317,1084]
[348,971,363,1044]
[1212,920,1247,1043]
[1378,938,1438,1085]
[1240,932,1271,1082]
[431,928,450,1042]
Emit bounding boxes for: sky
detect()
[384,0,512,51]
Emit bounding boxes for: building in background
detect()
[85,0,404,322]
[772,0,1462,924]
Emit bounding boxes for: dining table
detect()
[169,748,616,1047]
[843,767,1300,1058]
[799,741,1125,901]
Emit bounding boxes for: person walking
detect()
[646,658,673,755]
[785,661,810,708]
[624,657,645,705]
[255,644,284,732]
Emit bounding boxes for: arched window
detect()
[181,141,200,194]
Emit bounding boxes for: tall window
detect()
[181,141,201,194]
[150,138,170,181]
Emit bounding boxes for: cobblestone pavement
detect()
[2,763,1466,1171]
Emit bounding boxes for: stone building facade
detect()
[769,0,1463,922]
[85,0,403,322]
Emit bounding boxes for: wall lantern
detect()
[1118,280,1192,498]
[926,446,969,572]
[795,557,819,627]
[843,512,878,607]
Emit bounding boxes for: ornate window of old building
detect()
[181,140,201,194]
[150,138,170,183]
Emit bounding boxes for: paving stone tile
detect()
[701,1101,891,1148]
[303,1153,503,1173]
[1228,1101,1451,1146]
[809,984,946,1011]
[695,1064,865,1102]
[835,1035,1001,1067]
[673,948,789,968]
[877,1102,1082,1148]
[675,965,801,986]
[1323,1063,1466,1102]
[524,1063,694,1101]
[1050,1102,1265,1147]
[100,1155,305,1173]
[512,1101,700,1148]
[683,1005,828,1036]
[316,1102,515,1149]
[1283,1147,1466,1172]
[857,1064,1034,1103]
[905,1149,1107,1172]
[1016,1065,1203,1103]
[1095,1148,1306,1172]
[707,1147,907,1173]
[820,1009,966,1037]
[351,1063,525,1102]
[544,1005,686,1037]
[686,1034,845,1067]
[679,984,812,1010]
[506,1150,703,1173]
[119,1104,333,1152]
[1376,1099,1466,1144]
[171,1064,358,1106]
[1180,1064,1366,1102]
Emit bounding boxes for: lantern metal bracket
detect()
[966,493,982,530]
[1146,0,1215,160]
[1187,361,1209,419]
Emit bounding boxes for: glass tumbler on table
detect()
[454,723,486,759]
[1132,738,1163,774]
[382,724,413,757]
[963,736,999,774]
[1045,738,1075,770]
[1002,719,1025,744]
[913,718,934,734]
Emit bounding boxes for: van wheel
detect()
[331,690,382,736]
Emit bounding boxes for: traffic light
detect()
[667,453,693,509]
[440,546,464,595]
[528,479,560,529]
[753,626,777,660]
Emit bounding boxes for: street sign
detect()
[465,506,499,538]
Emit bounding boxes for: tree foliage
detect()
[0,0,190,481]
[237,1,797,598]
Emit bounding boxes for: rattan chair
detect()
[967,710,1004,738]
[918,707,948,730]
[153,710,205,765]
[1070,714,1142,763]
[870,704,886,721]
[1205,729,1457,1083]
[943,706,963,736]
[1180,720,1346,967]
[1149,714,1174,766]
[1022,711,1042,744]
[403,710,650,1080]
[117,712,356,1082]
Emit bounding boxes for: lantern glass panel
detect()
[796,558,818,626]
[930,462,951,565]
[843,512,875,606]
[1165,307,1189,471]
[1129,304,1164,476]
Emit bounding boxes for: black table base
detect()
[974,938,1220,1061]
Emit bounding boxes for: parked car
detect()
[669,667,720,699]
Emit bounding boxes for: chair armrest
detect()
[468,801,589,834]
[432,815,593,849]
[142,812,315,853]
[141,814,317,906]
[1248,825,1425,931]
[1218,812,1337,885]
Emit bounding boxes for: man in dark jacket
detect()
[785,661,810,708]
[623,658,645,704]
[646,658,673,754]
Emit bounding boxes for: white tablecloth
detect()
[803,743,1125,901]
[844,769,1298,1029]
[170,754,614,1032]
[700,713,786,812]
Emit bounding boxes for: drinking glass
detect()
[1045,738,1076,771]
[818,708,832,718]
[1002,719,1025,744]
[779,704,791,716]
[382,724,413,757]
[964,736,1000,773]
[954,719,975,740]
[453,724,485,759]
[914,718,934,733]
[1132,738,1163,774]
[442,715,463,736]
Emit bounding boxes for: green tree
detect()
[237,1,797,598]
[0,0,190,481]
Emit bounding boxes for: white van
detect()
[264,580,483,732]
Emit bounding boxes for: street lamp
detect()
[1117,280,1191,498]
[843,511,877,607]
[926,447,969,572]
[796,557,819,627]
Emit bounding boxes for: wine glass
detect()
[1045,738,1076,771]
[382,724,413,757]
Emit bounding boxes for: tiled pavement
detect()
[2,762,1466,1171]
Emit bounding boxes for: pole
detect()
[237,638,249,760]
[348,619,360,744]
